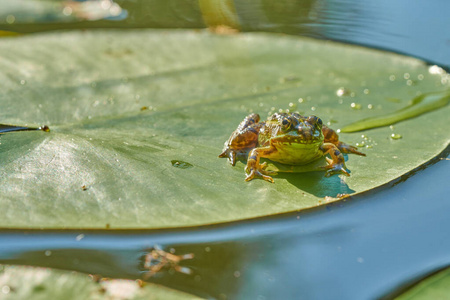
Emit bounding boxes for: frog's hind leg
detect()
[245,147,277,183]
[335,141,366,156]
[320,143,350,177]
[219,113,262,166]
[322,125,366,156]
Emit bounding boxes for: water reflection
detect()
[2,0,449,68]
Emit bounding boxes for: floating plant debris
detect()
[340,91,450,132]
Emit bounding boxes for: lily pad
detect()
[0,264,200,300]
[395,268,450,300]
[0,29,448,229]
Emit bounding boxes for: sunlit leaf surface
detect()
[0,30,448,228]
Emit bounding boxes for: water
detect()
[2,0,449,69]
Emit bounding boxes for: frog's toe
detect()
[323,163,350,177]
[219,149,237,166]
[259,162,277,175]
[245,168,275,183]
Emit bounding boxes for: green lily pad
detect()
[395,268,450,300]
[0,265,200,300]
[0,29,448,229]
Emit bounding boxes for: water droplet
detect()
[279,75,299,83]
[406,80,413,86]
[403,73,410,79]
[390,133,402,140]
[234,271,241,278]
[20,79,26,85]
[298,98,304,103]
[205,247,211,252]
[350,103,361,110]
[363,89,370,95]
[76,234,85,241]
[288,102,296,108]
[367,104,373,109]
[62,6,73,16]
[171,160,193,169]
[45,250,52,256]
[5,15,15,24]
[101,0,112,10]
[311,106,316,111]
[428,65,445,75]
[418,74,424,80]
[336,87,350,97]
[389,75,396,81]
[1,285,11,294]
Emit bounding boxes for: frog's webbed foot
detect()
[219,148,237,166]
[245,161,277,183]
[320,143,350,177]
[323,157,350,177]
[245,148,277,183]
[336,141,366,157]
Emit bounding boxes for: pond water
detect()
[1,0,449,299]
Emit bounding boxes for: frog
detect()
[219,112,366,183]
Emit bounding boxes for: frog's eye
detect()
[316,118,323,126]
[281,118,291,130]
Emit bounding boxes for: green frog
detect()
[219,112,365,183]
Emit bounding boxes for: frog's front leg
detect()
[245,147,277,183]
[219,113,262,166]
[319,143,350,177]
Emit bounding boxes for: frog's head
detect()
[270,113,324,147]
